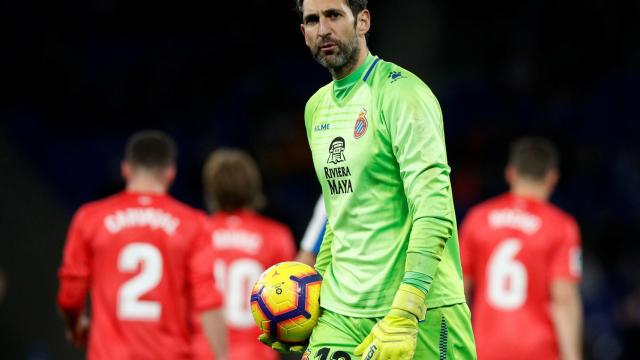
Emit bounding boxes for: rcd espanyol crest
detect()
[354,108,368,139]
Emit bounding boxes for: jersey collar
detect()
[332,53,378,102]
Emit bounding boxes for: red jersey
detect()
[57,192,222,360]
[192,210,296,360]
[459,193,581,360]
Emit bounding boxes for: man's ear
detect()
[121,161,131,181]
[504,165,516,186]
[300,24,308,45]
[165,165,177,186]
[356,9,371,36]
[544,168,559,190]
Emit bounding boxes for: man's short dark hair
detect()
[202,149,265,212]
[295,0,368,18]
[508,136,559,180]
[125,130,177,169]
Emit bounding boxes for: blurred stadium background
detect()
[1,0,638,359]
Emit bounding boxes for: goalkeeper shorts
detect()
[303,302,476,360]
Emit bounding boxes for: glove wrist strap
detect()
[391,284,427,321]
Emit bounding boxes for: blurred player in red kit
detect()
[191,149,296,360]
[57,130,228,360]
[460,137,582,360]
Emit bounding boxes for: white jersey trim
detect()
[300,196,327,254]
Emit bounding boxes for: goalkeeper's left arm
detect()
[355,79,454,360]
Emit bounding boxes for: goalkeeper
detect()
[261,0,476,359]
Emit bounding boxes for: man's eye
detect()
[305,16,319,24]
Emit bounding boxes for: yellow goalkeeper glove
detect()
[354,284,427,360]
[258,334,307,354]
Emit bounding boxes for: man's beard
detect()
[313,34,360,73]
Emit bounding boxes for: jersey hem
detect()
[320,296,467,318]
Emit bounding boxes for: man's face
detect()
[300,0,361,70]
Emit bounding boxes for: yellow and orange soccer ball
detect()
[250,261,322,343]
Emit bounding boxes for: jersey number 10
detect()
[214,259,264,328]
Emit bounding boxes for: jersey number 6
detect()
[487,238,528,310]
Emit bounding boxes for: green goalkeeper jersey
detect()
[304,54,466,318]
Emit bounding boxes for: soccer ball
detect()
[250,261,322,343]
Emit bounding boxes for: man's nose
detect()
[318,16,332,37]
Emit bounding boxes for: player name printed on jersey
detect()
[104,207,180,235]
[488,208,541,234]
[213,229,263,254]
[324,166,353,195]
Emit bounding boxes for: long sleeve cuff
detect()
[402,271,433,295]
[57,278,89,311]
[403,251,440,293]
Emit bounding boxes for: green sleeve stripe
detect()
[402,271,433,295]
[404,251,441,293]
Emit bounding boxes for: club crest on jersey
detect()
[327,136,346,164]
[354,108,368,139]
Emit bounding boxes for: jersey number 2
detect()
[487,238,528,310]
[117,243,163,320]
